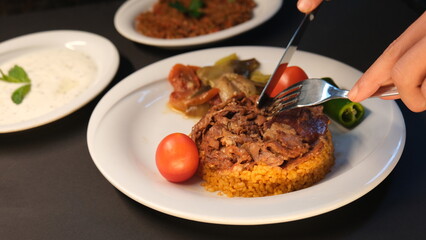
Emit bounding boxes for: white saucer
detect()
[0,30,119,133]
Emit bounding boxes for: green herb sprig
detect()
[0,65,32,104]
[169,0,204,18]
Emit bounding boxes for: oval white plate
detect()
[87,46,406,225]
[0,30,119,133]
[114,0,283,48]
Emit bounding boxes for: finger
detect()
[392,36,426,112]
[348,53,395,102]
[349,12,426,103]
[297,0,323,13]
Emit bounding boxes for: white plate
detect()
[0,30,119,133]
[87,46,406,225]
[114,0,283,48]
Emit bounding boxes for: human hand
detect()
[297,0,323,13]
[348,12,426,112]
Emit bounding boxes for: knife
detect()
[257,8,320,109]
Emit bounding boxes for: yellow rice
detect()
[200,131,335,197]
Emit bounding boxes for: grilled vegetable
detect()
[250,70,270,85]
[321,77,365,129]
[211,73,258,101]
[169,54,269,117]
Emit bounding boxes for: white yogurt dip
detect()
[0,48,97,125]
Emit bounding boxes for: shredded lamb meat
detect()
[190,94,330,171]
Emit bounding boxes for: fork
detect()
[267,78,399,114]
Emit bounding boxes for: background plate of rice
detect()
[87,46,406,225]
[114,0,283,48]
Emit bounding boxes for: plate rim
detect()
[113,0,283,48]
[0,30,119,133]
[87,46,406,225]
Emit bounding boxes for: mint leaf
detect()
[1,65,32,104]
[9,65,31,83]
[0,69,22,83]
[188,0,203,18]
[189,0,203,10]
[0,65,31,83]
[11,84,31,104]
[169,2,187,13]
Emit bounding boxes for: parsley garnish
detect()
[169,0,204,18]
[0,65,32,104]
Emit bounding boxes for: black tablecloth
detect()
[1,0,425,239]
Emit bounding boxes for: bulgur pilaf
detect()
[201,131,334,197]
[135,0,257,39]
[190,95,335,198]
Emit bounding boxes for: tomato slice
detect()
[155,133,199,183]
[186,88,220,106]
[269,65,308,97]
[168,64,201,92]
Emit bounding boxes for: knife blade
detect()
[257,8,319,109]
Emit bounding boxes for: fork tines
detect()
[267,82,303,114]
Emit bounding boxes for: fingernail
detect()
[297,0,313,13]
[348,85,358,101]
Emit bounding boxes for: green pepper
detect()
[321,77,365,129]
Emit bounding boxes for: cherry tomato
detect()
[155,133,199,182]
[269,65,309,97]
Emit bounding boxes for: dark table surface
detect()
[1,0,425,239]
